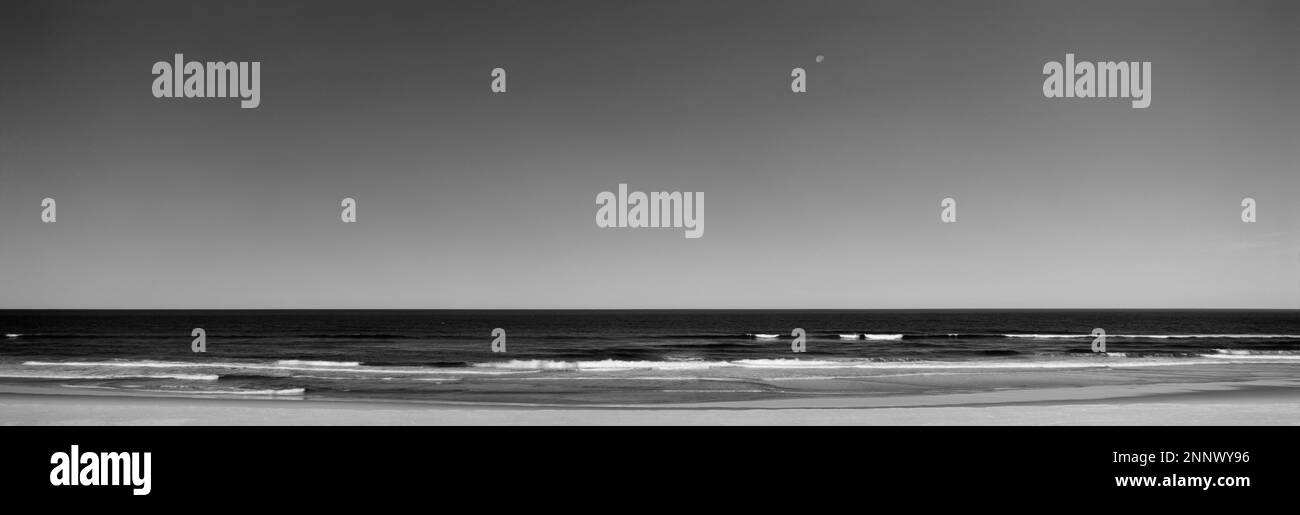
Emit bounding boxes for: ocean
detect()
[2,310,1297,404]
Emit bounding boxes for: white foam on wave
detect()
[732,359,849,368]
[838,334,861,340]
[849,360,1206,370]
[4,334,19,338]
[273,360,360,367]
[1136,334,1300,339]
[478,376,721,381]
[736,356,1293,370]
[1205,349,1300,359]
[56,384,301,395]
[416,354,1298,372]
[21,360,528,376]
[474,359,717,371]
[25,359,267,369]
[0,372,218,380]
[1004,334,1088,339]
[661,389,769,394]
[733,359,1140,370]
[1006,333,1300,339]
[20,351,1298,381]
[174,388,306,396]
[468,357,1259,372]
[1211,349,1300,355]
[751,334,781,339]
[863,334,903,341]
[468,356,1274,372]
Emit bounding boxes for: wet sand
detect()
[2,363,1299,425]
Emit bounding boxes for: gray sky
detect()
[0,0,1296,309]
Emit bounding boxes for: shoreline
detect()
[4,373,1299,425]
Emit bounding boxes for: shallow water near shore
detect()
[1,309,1296,406]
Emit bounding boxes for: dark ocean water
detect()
[1,310,1297,403]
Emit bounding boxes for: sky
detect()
[0,0,1296,309]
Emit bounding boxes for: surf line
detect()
[596,184,704,239]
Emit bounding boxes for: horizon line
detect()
[1,307,1297,311]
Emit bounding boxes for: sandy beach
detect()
[4,364,1299,425]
